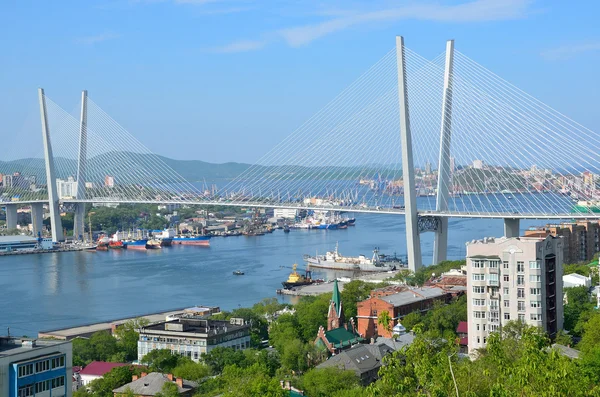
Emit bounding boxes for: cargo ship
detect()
[304,243,403,272]
[172,235,211,246]
[123,239,148,250]
[281,264,323,289]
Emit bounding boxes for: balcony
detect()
[487,280,499,287]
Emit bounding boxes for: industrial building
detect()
[0,336,72,397]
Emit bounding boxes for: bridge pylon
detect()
[433,39,455,265]
[73,90,88,241]
[38,88,64,242]
[397,36,422,272]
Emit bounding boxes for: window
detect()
[473,286,485,294]
[490,324,499,332]
[18,385,33,397]
[503,275,509,282]
[483,324,487,331]
[489,260,499,268]
[51,356,64,369]
[531,300,542,308]
[472,273,485,281]
[503,261,509,269]
[516,261,524,272]
[518,288,525,298]
[530,274,541,282]
[530,260,540,269]
[18,364,33,378]
[517,275,525,285]
[503,287,509,295]
[51,376,65,389]
[530,288,541,295]
[489,273,499,282]
[518,301,526,311]
[476,324,480,331]
[483,337,487,343]
[504,300,510,307]
[477,336,481,344]
[472,298,485,306]
[472,260,484,268]
[504,312,510,320]
[35,380,51,393]
[473,311,485,319]
[35,360,49,374]
[518,314,525,322]
[530,313,541,321]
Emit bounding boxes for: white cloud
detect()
[76,33,120,45]
[209,39,266,53]
[541,42,600,61]
[280,0,533,47]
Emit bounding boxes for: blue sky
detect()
[1,0,599,163]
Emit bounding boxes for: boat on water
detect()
[159,237,173,247]
[304,243,403,272]
[146,239,162,249]
[172,235,211,246]
[123,239,148,250]
[108,240,124,249]
[283,225,290,233]
[156,229,174,246]
[281,264,323,289]
[572,200,600,213]
[96,235,109,251]
[233,270,245,275]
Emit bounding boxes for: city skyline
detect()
[1,1,600,163]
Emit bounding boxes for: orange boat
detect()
[108,240,124,249]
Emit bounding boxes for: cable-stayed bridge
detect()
[2,36,600,271]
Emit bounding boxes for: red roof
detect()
[459,337,468,346]
[80,361,127,376]
[456,321,468,334]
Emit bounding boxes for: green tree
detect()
[141,349,180,373]
[252,298,286,321]
[400,311,423,331]
[377,310,393,336]
[295,294,331,342]
[300,367,360,397]
[578,312,600,353]
[88,366,137,397]
[201,347,248,374]
[219,364,287,397]
[172,358,211,382]
[114,318,150,362]
[155,382,180,397]
[89,331,119,361]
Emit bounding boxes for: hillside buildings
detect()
[357,285,454,339]
[466,235,564,354]
[0,336,72,397]
[137,317,251,363]
[524,221,600,264]
[113,372,197,397]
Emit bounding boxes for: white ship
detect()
[303,243,404,272]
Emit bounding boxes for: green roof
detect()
[324,327,365,348]
[331,279,341,317]
[289,391,305,397]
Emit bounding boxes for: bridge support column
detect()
[433,217,448,264]
[31,203,44,236]
[397,36,422,272]
[433,39,455,265]
[504,218,520,238]
[38,88,64,242]
[74,90,88,241]
[5,204,18,230]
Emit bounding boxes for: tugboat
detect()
[281,264,322,289]
[233,270,245,275]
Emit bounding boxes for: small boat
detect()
[281,264,322,289]
[283,225,290,233]
[146,239,162,249]
[233,270,245,275]
[96,235,109,251]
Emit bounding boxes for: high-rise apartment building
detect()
[466,235,563,354]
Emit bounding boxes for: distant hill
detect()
[0,154,253,184]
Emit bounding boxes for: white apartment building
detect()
[273,208,298,219]
[466,235,563,354]
[56,176,78,199]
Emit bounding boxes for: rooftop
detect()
[456,321,468,334]
[379,286,447,307]
[0,235,38,243]
[323,327,365,349]
[140,317,249,336]
[80,361,128,377]
[0,336,70,358]
[113,372,197,395]
[563,273,590,281]
[317,343,394,374]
